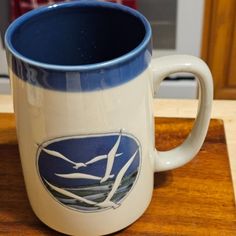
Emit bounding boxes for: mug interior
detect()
[9,3,146,66]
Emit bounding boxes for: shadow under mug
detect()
[5,1,213,235]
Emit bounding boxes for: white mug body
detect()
[10,66,154,235]
[5,2,155,234]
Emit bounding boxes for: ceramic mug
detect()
[5,1,213,235]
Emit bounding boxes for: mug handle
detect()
[151,55,213,172]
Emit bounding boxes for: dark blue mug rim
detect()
[5,1,151,72]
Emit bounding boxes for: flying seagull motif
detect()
[100,131,122,183]
[44,179,98,205]
[85,153,123,166]
[55,172,114,180]
[44,178,118,208]
[43,148,138,209]
[96,149,138,209]
[40,147,86,169]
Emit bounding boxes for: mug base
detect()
[30,195,153,236]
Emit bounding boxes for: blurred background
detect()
[0,0,235,99]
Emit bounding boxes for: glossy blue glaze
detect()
[5,1,152,91]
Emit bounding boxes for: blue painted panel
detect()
[37,132,141,211]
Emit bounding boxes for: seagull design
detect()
[85,153,123,165]
[96,149,138,208]
[44,179,118,208]
[43,149,138,209]
[40,147,86,169]
[55,173,114,180]
[44,179,98,205]
[39,130,140,211]
[100,131,122,183]
[39,146,122,170]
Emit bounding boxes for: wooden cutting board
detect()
[0,114,236,235]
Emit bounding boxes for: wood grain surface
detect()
[0,114,236,235]
[201,0,236,99]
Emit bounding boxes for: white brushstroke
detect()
[58,192,106,202]
[64,184,112,191]
[40,147,86,169]
[96,149,138,208]
[100,132,122,183]
[55,173,114,180]
[81,192,107,201]
[44,179,98,205]
[68,205,100,211]
[44,179,118,208]
[85,153,123,165]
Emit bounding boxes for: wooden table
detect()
[1,95,236,235]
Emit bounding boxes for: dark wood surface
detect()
[0,114,236,235]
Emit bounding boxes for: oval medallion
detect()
[37,131,141,212]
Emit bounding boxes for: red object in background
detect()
[106,0,137,9]
[11,0,63,20]
[11,0,137,20]
[121,0,137,9]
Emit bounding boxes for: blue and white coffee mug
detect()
[5,1,213,235]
